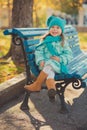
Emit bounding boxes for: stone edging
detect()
[0,72,26,107]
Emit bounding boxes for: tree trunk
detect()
[11,0,33,66]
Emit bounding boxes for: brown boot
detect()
[24,71,47,92]
[46,79,56,102]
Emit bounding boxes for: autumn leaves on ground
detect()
[0,30,24,83]
[0,30,87,84]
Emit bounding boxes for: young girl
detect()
[24,15,73,102]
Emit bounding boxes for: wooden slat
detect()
[3,29,13,35]
[27,60,39,76]
[24,39,40,46]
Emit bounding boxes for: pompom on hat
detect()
[46,15,66,32]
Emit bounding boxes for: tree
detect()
[51,0,83,15]
[2,0,34,66]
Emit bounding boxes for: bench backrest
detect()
[4,25,81,58]
[23,27,81,54]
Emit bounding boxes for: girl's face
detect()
[49,26,62,37]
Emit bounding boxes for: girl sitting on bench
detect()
[24,15,73,102]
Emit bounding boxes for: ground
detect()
[0,85,87,130]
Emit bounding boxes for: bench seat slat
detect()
[13,30,48,38]
[83,78,87,86]
[68,67,87,79]
[72,69,87,82]
[71,48,82,56]
[67,38,79,43]
[67,53,86,67]
[3,29,13,35]
[27,53,35,61]
[65,32,78,37]
[28,60,39,76]
[71,62,87,70]
[3,25,77,38]
[24,39,40,46]
[68,56,87,72]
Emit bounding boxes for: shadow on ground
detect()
[0,86,87,130]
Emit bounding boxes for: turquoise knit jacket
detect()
[35,36,73,74]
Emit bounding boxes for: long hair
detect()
[40,32,65,47]
[60,33,65,47]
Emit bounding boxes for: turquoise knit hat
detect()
[46,15,66,32]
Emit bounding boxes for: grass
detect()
[0,60,24,83]
[0,30,11,57]
[78,33,87,51]
[0,30,87,84]
[0,30,24,83]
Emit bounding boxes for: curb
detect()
[0,73,26,107]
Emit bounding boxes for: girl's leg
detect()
[43,65,56,102]
[24,71,47,91]
[24,65,55,94]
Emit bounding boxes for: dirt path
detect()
[0,85,87,130]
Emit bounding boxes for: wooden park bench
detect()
[3,25,87,113]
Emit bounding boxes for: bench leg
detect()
[56,82,68,114]
[20,90,31,110]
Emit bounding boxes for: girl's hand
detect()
[50,56,60,62]
[40,32,50,40]
[40,61,45,68]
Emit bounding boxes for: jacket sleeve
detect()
[59,41,73,65]
[35,42,45,66]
